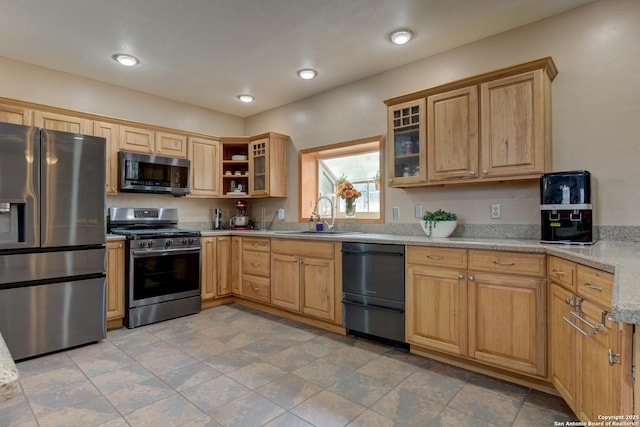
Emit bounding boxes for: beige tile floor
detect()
[0,303,577,426]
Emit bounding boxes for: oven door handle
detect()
[342,299,405,314]
[131,247,201,257]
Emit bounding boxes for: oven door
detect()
[129,246,201,308]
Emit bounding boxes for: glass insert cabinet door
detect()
[250,138,268,195]
[387,99,426,186]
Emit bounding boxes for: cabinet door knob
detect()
[458,274,465,280]
[483,170,488,175]
[469,171,476,176]
[468,275,474,281]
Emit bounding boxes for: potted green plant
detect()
[421,209,457,238]
[373,170,380,190]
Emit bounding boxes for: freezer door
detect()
[41,130,106,247]
[0,277,106,360]
[0,123,39,249]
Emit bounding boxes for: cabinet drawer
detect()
[407,246,467,269]
[469,250,546,278]
[272,239,335,259]
[243,237,270,252]
[242,275,270,303]
[548,256,576,291]
[242,251,270,277]
[577,265,613,308]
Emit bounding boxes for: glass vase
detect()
[345,198,356,218]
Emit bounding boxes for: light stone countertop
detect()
[0,332,18,402]
[200,230,640,324]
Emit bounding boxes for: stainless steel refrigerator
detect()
[0,122,106,360]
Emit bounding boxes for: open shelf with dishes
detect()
[221,139,249,197]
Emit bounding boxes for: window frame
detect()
[298,135,385,224]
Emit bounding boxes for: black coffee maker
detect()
[540,170,595,244]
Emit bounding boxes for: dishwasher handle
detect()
[341,249,404,257]
[342,299,405,314]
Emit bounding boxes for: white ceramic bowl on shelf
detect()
[231,155,248,161]
[420,220,457,238]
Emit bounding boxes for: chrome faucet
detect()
[313,196,335,232]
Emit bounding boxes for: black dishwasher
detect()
[341,242,406,343]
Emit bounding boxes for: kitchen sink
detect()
[274,230,362,235]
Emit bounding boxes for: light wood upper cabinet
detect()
[33,110,92,134]
[427,86,479,182]
[385,57,556,187]
[188,136,220,197]
[480,69,550,178]
[155,131,187,158]
[0,103,32,125]
[387,99,426,186]
[94,121,119,195]
[119,125,154,154]
[249,133,287,197]
[106,240,125,328]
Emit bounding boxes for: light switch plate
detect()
[392,207,400,220]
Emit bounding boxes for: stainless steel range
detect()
[108,207,201,328]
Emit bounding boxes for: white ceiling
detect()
[0,0,594,118]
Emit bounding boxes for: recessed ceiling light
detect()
[112,53,139,67]
[237,94,255,103]
[297,69,317,80]
[389,29,413,45]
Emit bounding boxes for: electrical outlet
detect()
[277,208,285,220]
[491,203,501,219]
[392,207,400,220]
[415,205,423,219]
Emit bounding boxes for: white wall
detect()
[245,0,640,227]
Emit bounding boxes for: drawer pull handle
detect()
[608,349,621,366]
[552,269,565,276]
[251,262,260,267]
[493,260,515,266]
[427,255,443,260]
[584,283,603,292]
[251,286,260,292]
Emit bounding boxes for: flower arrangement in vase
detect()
[336,180,361,218]
[421,209,457,237]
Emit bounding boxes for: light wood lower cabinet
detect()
[201,237,218,300]
[548,257,633,422]
[406,247,468,355]
[467,271,546,376]
[271,239,338,323]
[201,236,231,300]
[406,247,546,378]
[241,237,271,304]
[231,236,242,295]
[106,241,125,329]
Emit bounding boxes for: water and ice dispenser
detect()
[540,170,595,244]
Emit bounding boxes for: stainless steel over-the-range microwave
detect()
[119,151,190,195]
